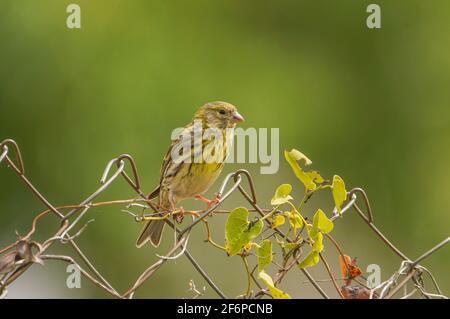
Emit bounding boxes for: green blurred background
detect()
[1,0,449,298]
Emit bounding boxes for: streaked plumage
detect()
[136,101,244,247]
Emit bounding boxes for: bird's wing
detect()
[158,122,200,189]
[146,126,190,199]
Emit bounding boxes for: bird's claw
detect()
[195,195,221,211]
[174,207,185,223]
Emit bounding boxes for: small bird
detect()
[136,101,244,247]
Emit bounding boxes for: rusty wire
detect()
[0,138,448,299]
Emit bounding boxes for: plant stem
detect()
[241,256,252,298]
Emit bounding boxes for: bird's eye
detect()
[218,109,226,115]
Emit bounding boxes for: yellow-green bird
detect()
[136,101,244,247]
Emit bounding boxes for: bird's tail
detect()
[136,186,166,248]
[136,219,165,248]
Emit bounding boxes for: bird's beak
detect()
[232,111,244,123]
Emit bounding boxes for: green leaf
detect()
[257,240,273,272]
[258,271,292,299]
[298,251,320,269]
[301,219,325,270]
[300,229,324,269]
[271,215,285,229]
[308,209,334,238]
[284,149,317,191]
[287,149,312,165]
[225,207,263,256]
[284,242,300,251]
[288,210,303,230]
[332,175,347,215]
[312,232,324,253]
[305,170,325,184]
[270,184,293,205]
[275,235,300,252]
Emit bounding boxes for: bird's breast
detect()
[171,162,224,200]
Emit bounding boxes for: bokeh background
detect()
[1,0,449,298]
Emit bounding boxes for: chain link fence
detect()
[0,138,448,299]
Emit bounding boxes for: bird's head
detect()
[194,101,244,129]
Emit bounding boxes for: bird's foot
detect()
[195,193,221,211]
[174,206,185,223]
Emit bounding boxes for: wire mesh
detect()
[0,138,448,299]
